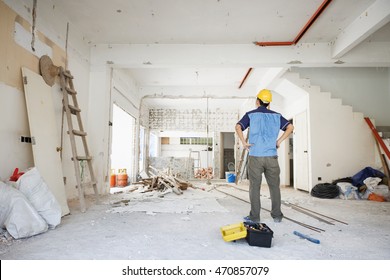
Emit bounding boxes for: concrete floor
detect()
[1,180,390,260]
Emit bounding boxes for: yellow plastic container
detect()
[220,222,247,242]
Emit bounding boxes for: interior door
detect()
[22,67,70,216]
[294,110,310,191]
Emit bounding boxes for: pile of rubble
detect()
[137,166,194,195]
[194,167,213,179]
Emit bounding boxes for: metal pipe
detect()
[254,0,333,47]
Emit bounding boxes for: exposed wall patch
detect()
[14,22,52,58]
[31,0,37,51]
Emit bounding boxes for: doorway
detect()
[294,111,310,191]
[110,103,136,184]
[220,132,235,178]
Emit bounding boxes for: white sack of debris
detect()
[15,167,61,229]
[0,181,48,239]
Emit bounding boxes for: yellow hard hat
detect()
[257,89,272,103]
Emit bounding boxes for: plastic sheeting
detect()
[15,167,61,229]
[0,181,48,239]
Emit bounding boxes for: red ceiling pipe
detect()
[254,0,333,46]
[238,67,253,89]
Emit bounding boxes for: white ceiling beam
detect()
[331,0,390,59]
[91,42,390,70]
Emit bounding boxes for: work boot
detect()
[273,216,283,223]
[243,216,258,224]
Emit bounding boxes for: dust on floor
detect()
[1,180,390,260]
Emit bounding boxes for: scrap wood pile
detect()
[138,166,194,195]
[194,167,213,179]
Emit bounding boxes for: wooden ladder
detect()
[59,67,99,212]
[235,148,248,184]
[235,130,249,184]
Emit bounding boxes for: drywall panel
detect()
[22,67,70,216]
[0,83,34,181]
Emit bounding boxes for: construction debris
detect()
[136,166,194,195]
[194,167,213,179]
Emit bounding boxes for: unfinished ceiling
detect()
[51,0,390,109]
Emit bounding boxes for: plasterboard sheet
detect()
[21,67,69,216]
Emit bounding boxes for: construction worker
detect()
[235,89,294,223]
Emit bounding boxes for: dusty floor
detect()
[1,180,390,260]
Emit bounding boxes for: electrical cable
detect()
[310,183,340,199]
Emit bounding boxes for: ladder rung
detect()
[75,156,92,161]
[72,129,87,136]
[63,71,74,79]
[68,104,81,114]
[76,181,97,189]
[82,181,97,188]
[65,87,77,95]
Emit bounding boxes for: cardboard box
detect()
[244,222,273,247]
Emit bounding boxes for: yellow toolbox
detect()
[220,222,247,242]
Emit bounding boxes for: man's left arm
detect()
[276,123,294,148]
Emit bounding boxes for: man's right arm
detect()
[235,123,252,150]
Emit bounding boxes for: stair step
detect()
[330,98,342,106]
[307,85,321,94]
[353,112,364,120]
[284,72,311,87]
[341,105,353,114]
[319,92,331,99]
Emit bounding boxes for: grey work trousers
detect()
[247,155,283,222]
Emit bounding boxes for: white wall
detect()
[309,90,377,186]
[88,66,143,194]
[0,84,34,181]
[0,0,91,200]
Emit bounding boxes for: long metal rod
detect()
[215,187,325,233]
[290,205,334,225]
[289,204,348,225]
[231,184,348,225]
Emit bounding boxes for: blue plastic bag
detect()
[351,167,384,188]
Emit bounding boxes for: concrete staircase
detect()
[282,72,377,187]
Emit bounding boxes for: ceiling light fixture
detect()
[287,60,302,64]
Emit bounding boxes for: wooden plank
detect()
[22,67,70,216]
